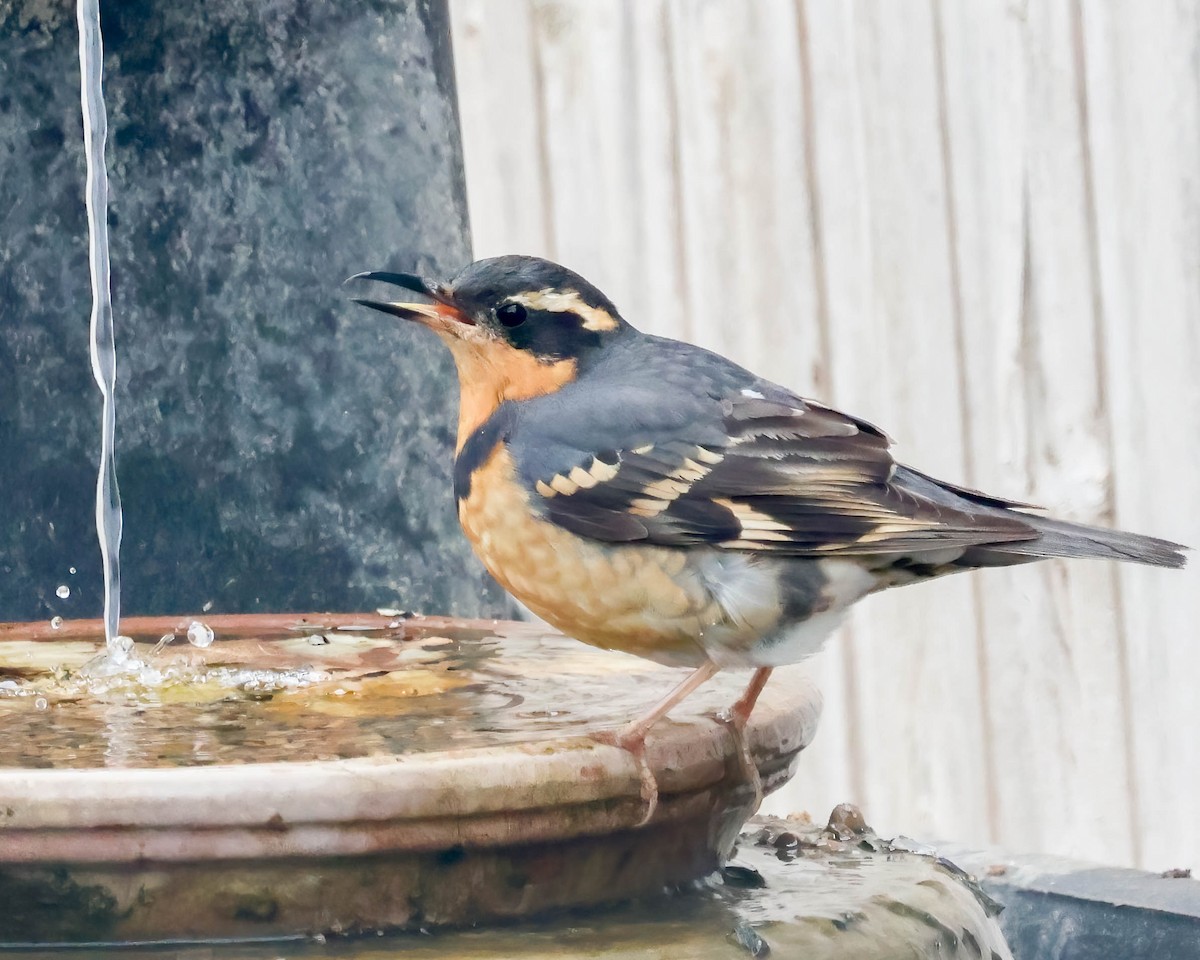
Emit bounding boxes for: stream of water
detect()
[77,0,123,652]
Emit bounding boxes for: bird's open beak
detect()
[347,271,474,332]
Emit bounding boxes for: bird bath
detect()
[0,1,1014,951]
[0,612,820,944]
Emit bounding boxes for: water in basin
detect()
[0,614,768,770]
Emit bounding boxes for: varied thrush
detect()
[352,255,1186,810]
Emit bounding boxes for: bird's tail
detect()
[893,466,1188,569]
[962,512,1187,569]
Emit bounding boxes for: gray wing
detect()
[509,359,1039,557]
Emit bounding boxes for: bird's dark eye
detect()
[496,302,528,327]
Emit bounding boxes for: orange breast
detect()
[458,444,717,667]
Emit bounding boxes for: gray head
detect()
[351,255,631,364]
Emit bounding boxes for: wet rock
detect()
[722,864,767,890]
[730,919,771,956]
[825,802,870,840]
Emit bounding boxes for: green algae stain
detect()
[0,867,122,942]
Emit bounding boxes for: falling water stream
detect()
[76,0,123,652]
[67,2,295,685]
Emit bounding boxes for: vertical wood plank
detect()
[938,0,1140,863]
[929,0,1024,852]
[1078,0,1200,871]
[522,0,688,339]
[451,0,550,260]
[801,0,991,844]
[527,3,636,290]
[664,0,825,386]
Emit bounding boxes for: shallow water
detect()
[0,615,761,769]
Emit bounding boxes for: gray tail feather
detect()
[963,513,1188,569]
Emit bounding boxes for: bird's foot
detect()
[591,726,659,826]
[716,707,764,815]
[716,666,773,815]
[590,662,723,828]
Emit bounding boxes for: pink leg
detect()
[728,666,774,727]
[720,667,774,814]
[594,661,721,826]
[617,660,721,747]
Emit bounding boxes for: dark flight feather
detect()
[500,330,1186,568]
[518,392,1035,556]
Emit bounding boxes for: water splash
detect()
[186,621,215,648]
[77,0,123,651]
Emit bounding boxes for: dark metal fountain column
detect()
[0,0,504,620]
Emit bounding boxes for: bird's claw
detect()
[591,728,659,827]
[717,710,764,815]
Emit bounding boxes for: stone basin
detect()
[0,814,1016,958]
[0,613,821,944]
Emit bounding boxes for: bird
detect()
[350,255,1187,815]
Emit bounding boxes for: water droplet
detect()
[55,584,70,599]
[69,566,77,575]
[186,621,215,648]
[34,697,48,711]
[50,616,63,630]
[202,601,213,613]
[307,634,330,646]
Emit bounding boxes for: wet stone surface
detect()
[0,0,500,622]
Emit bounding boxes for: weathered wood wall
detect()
[449,0,1200,871]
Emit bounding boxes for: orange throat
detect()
[440,333,576,451]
